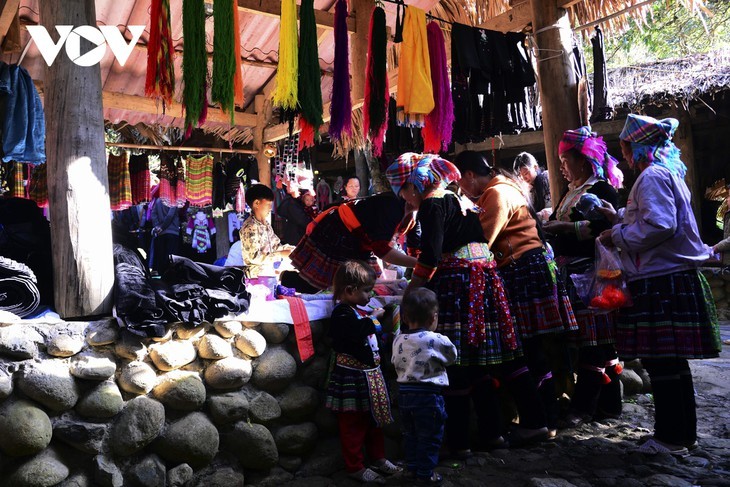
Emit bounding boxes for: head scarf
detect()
[559,126,623,188]
[385,153,461,196]
[619,114,686,178]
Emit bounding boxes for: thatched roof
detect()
[608,49,730,111]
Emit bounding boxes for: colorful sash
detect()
[335,353,393,427]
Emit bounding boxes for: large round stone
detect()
[189,466,244,487]
[114,332,147,361]
[298,356,330,389]
[69,351,117,380]
[154,412,219,469]
[279,385,320,422]
[0,398,52,456]
[94,454,123,487]
[47,331,85,358]
[175,323,208,340]
[197,334,232,360]
[110,396,165,457]
[259,322,289,344]
[119,361,157,395]
[53,419,107,454]
[76,380,124,419]
[17,361,80,412]
[5,447,69,487]
[234,329,267,357]
[274,423,318,455]
[0,325,41,359]
[214,321,242,338]
[0,367,13,400]
[203,356,252,390]
[85,319,119,346]
[223,421,278,470]
[252,347,297,393]
[207,392,249,425]
[152,371,206,411]
[149,340,197,371]
[127,454,166,487]
[167,464,194,487]
[249,390,281,424]
[620,368,644,396]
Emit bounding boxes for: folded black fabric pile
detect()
[113,244,167,338]
[0,256,40,317]
[154,255,250,327]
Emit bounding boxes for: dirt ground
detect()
[253,323,730,487]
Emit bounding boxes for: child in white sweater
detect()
[392,288,457,485]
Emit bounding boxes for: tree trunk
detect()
[40,0,114,317]
[354,149,370,196]
[672,106,701,232]
[529,0,580,208]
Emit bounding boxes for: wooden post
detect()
[349,0,372,104]
[672,106,701,231]
[529,0,580,207]
[354,149,370,196]
[253,94,271,187]
[39,0,113,317]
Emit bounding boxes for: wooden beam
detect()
[557,0,584,8]
[253,94,271,187]
[237,0,356,32]
[477,0,532,33]
[1,8,20,52]
[574,0,657,32]
[35,80,258,127]
[0,0,19,40]
[106,142,257,155]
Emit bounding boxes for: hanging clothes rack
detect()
[105,142,257,155]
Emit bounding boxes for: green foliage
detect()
[583,0,730,71]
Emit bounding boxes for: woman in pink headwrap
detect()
[386,153,550,457]
[597,114,720,455]
[542,127,624,427]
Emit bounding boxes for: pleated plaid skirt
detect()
[499,248,577,339]
[289,211,381,290]
[616,269,721,360]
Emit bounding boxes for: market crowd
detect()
[275,114,720,485]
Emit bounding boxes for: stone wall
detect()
[0,316,342,487]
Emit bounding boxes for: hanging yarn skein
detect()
[273,0,299,111]
[232,0,244,107]
[298,0,323,150]
[145,0,175,107]
[212,0,236,124]
[329,0,352,142]
[423,21,454,153]
[363,5,388,156]
[182,0,209,136]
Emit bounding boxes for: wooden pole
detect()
[253,94,271,187]
[529,0,580,207]
[39,0,113,317]
[672,106,701,231]
[105,142,257,155]
[350,0,372,104]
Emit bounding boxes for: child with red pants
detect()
[325,261,402,483]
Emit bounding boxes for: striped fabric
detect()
[175,157,187,207]
[157,153,178,206]
[185,154,214,206]
[129,153,151,204]
[616,270,721,360]
[499,249,578,339]
[28,164,48,208]
[10,162,25,198]
[619,113,686,178]
[107,151,133,211]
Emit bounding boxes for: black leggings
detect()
[571,344,622,418]
[642,358,696,446]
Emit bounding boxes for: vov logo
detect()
[27,25,146,67]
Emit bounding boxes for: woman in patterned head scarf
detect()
[598,114,720,455]
[386,153,550,455]
[542,126,624,428]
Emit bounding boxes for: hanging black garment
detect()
[572,38,593,123]
[451,23,481,71]
[590,27,613,123]
[508,33,536,88]
[212,160,226,210]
